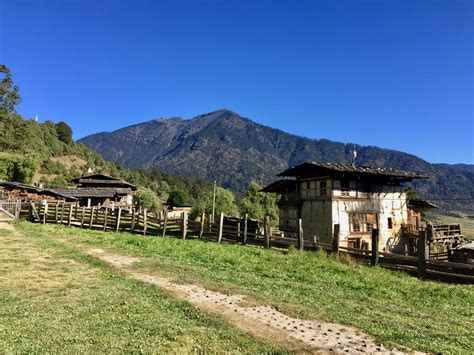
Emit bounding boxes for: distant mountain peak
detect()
[78,110,474,211]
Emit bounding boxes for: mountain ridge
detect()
[79,109,474,211]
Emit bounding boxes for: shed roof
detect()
[407,199,439,210]
[71,174,137,190]
[0,181,77,201]
[53,187,133,199]
[260,180,297,193]
[278,162,430,181]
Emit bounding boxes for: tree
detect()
[0,153,37,183]
[0,65,21,114]
[55,121,73,144]
[240,181,279,224]
[167,189,190,206]
[133,187,161,213]
[213,187,239,217]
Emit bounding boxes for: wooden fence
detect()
[20,201,474,283]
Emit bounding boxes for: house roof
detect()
[53,187,133,199]
[408,199,439,210]
[260,180,298,193]
[71,174,137,190]
[0,181,77,201]
[278,162,430,181]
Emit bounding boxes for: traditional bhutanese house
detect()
[262,162,430,251]
[0,181,77,202]
[53,174,137,207]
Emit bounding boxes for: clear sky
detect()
[1,0,472,164]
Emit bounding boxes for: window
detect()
[350,213,377,233]
[341,179,349,196]
[319,180,327,196]
[387,217,393,229]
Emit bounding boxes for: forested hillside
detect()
[80,109,474,211]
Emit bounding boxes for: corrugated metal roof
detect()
[260,180,297,193]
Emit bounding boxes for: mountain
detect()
[79,109,474,211]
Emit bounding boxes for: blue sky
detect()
[1,0,472,164]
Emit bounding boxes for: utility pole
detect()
[211,180,217,223]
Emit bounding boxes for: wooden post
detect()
[332,223,340,257]
[89,206,95,229]
[60,203,65,224]
[418,230,428,279]
[237,220,241,238]
[67,204,73,226]
[162,209,168,237]
[199,212,205,239]
[115,208,122,232]
[81,206,86,227]
[103,208,108,231]
[264,215,270,249]
[243,214,248,245]
[54,203,59,223]
[131,208,136,232]
[42,202,48,225]
[217,212,224,243]
[181,212,188,239]
[298,218,304,251]
[371,228,379,266]
[143,209,147,235]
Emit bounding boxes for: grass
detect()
[13,222,474,354]
[0,225,285,353]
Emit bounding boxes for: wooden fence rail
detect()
[19,201,474,283]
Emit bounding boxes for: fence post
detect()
[60,203,65,224]
[81,206,85,227]
[42,201,48,225]
[55,203,59,223]
[243,214,248,245]
[298,218,304,251]
[264,215,270,249]
[418,230,428,279]
[217,212,224,243]
[131,208,136,232]
[89,206,95,229]
[67,204,73,226]
[115,208,122,232]
[199,212,205,239]
[143,209,148,236]
[103,208,108,231]
[332,223,340,258]
[371,228,379,266]
[162,209,168,237]
[181,212,188,239]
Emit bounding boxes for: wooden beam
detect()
[217,212,224,243]
[143,209,147,236]
[298,219,304,251]
[67,204,73,226]
[181,212,188,239]
[332,223,340,257]
[103,208,108,231]
[162,209,168,237]
[42,202,48,225]
[199,212,205,239]
[81,206,86,227]
[371,228,379,266]
[264,215,270,249]
[418,230,428,279]
[131,208,136,232]
[115,207,122,232]
[89,206,95,229]
[243,214,248,245]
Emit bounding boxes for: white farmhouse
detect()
[262,162,430,251]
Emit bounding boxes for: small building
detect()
[0,181,77,202]
[166,205,193,220]
[262,162,430,251]
[53,174,137,207]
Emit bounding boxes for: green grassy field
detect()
[0,225,284,353]
[8,221,473,354]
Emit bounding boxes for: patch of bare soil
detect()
[86,247,416,354]
[0,222,15,231]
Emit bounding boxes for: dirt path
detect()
[87,247,411,354]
